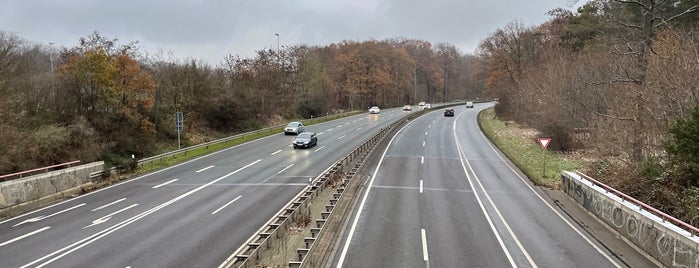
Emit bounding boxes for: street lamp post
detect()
[274,33,280,59]
[48,42,55,73]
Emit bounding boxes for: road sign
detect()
[537,137,551,150]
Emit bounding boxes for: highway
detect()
[333,103,640,268]
[0,108,409,268]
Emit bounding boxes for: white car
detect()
[466,101,474,108]
[369,106,380,114]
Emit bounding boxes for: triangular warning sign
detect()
[537,137,551,150]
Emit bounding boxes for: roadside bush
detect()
[664,105,699,186]
[638,156,665,181]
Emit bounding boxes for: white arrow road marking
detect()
[92,198,126,211]
[0,226,51,247]
[83,204,138,229]
[196,165,214,173]
[14,203,85,227]
[212,196,242,215]
[22,159,262,268]
[152,179,178,189]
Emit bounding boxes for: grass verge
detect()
[477,108,582,188]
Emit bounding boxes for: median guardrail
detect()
[220,101,466,268]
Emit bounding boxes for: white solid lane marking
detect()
[337,121,413,267]
[452,118,520,267]
[22,160,262,268]
[14,204,86,227]
[471,113,622,267]
[92,198,126,211]
[314,146,326,152]
[338,135,346,140]
[196,165,215,173]
[83,204,139,229]
[420,180,423,194]
[0,226,51,247]
[270,150,282,156]
[212,195,242,215]
[421,229,429,261]
[152,179,178,189]
[421,156,424,164]
[277,164,294,174]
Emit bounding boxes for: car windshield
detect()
[297,133,311,139]
[287,122,300,127]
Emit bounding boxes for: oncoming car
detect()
[369,106,380,114]
[284,121,304,135]
[293,132,317,149]
[466,101,474,108]
[403,105,412,111]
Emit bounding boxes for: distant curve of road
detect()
[0,107,410,268]
[332,103,651,268]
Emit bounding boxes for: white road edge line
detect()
[473,108,622,267]
[14,203,86,227]
[421,228,429,261]
[0,226,51,247]
[270,150,283,155]
[1,132,276,226]
[452,118,519,267]
[152,179,178,189]
[212,196,242,215]
[314,146,326,152]
[92,198,126,211]
[337,120,413,268]
[420,180,424,194]
[22,159,263,268]
[196,165,215,173]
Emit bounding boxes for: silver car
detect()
[284,122,304,135]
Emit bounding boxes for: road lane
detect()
[335,104,629,267]
[0,108,412,267]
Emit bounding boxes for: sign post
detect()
[175,112,183,149]
[537,137,551,178]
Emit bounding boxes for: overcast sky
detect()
[1,0,586,65]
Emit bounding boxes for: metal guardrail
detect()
[0,160,82,182]
[222,102,463,268]
[575,171,699,236]
[137,111,359,168]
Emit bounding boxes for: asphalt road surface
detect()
[334,103,648,268]
[0,107,410,268]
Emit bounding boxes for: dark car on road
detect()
[293,132,317,149]
[444,108,454,117]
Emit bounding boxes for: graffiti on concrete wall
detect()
[562,173,699,268]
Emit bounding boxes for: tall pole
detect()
[275,33,280,59]
[48,42,55,73]
[413,68,417,104]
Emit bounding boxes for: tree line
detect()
[0,32,476,173]
[472,0,698,224]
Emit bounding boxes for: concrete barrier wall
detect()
[561,171,699,267]
[0,162,104,209]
